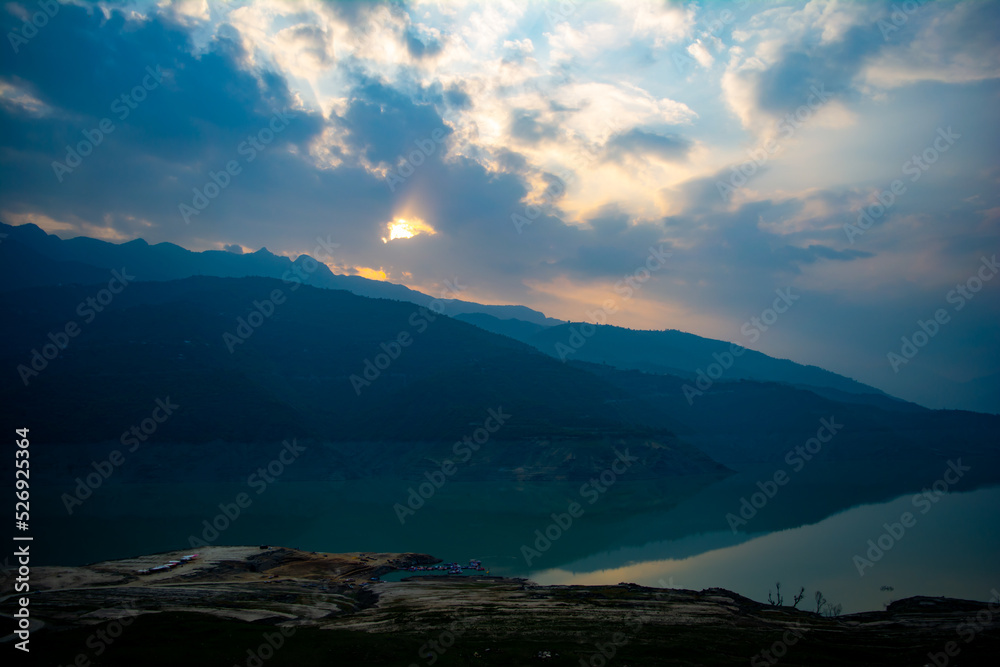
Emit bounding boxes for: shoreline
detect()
[3,545,998,665]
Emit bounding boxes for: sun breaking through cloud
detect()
[382,217,436,243]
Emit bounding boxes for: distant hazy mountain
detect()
[447,312,890,403]
[574,360,999,471]
[915,370,1000,416]
[454,312,549,340]
[0,237,111,290]
[529,323,888,396]
[0,221,562,326]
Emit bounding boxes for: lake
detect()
[27,454,1000,614]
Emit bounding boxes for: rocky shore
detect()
[3,546,997,666]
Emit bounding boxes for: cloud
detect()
[404,24,444,59]
[619,0,694,47]
[776,243,873,265]
[547,22,621,64]
[604,128,691,163]
[334,77,453,167]
[501,38,534,63]
[861,1,1000,89]
[509,109,559,144]
[721,2,884,136]
[686,40,714,69]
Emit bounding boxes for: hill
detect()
[0,276,725,481]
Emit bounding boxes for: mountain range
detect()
[0,221,561,325]
[1,221,933,409]
[1,219,997,485]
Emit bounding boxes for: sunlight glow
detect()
[382,217,436,243]
[355,266,387,281]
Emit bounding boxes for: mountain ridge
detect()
[0,221,562,326]
[2,221,992,414]
[455,312,893,403]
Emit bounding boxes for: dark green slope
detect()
[0,277,678,448]
[579,361,1000,472]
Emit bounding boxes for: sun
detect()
[382,217,435,243]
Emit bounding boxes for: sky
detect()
[1,0,998,410]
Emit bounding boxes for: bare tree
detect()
[813,590,842,617]
[792,586,805,608]
[768,582,783,606]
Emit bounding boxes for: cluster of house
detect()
[136,553,198,575]
[406,559,487,574]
